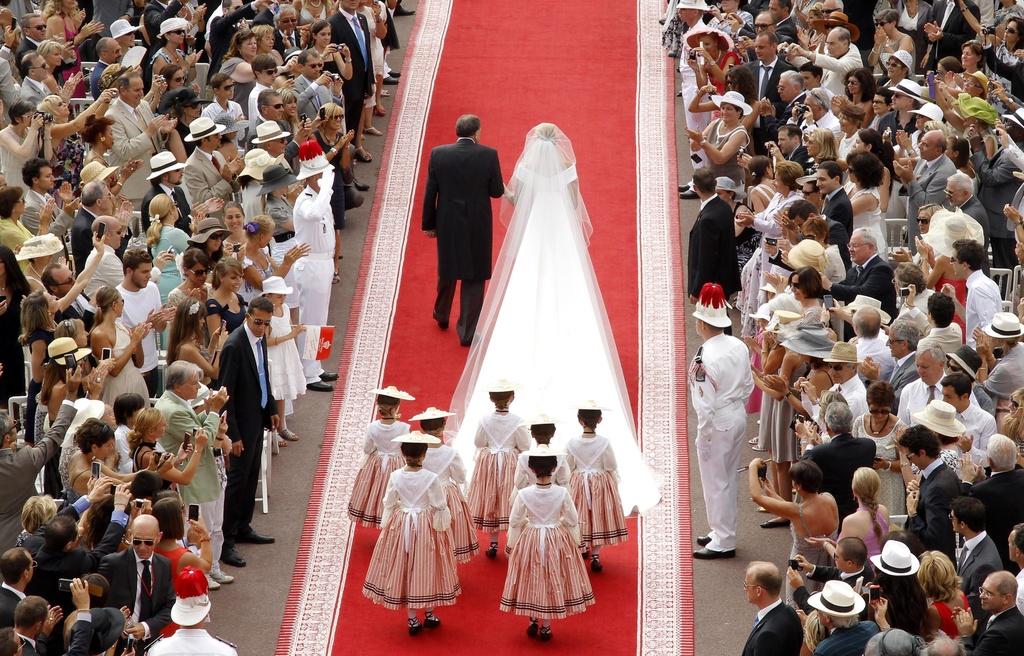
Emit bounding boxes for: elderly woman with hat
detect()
[975,312,1024,410]
[686,90,750,186]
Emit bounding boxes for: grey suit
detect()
[20,189,72,237]
[959,534,1003,622]
[959,196,990,249]
[889,352,919,412]
[293,75,341,123]
[17,79,47,110]
[906,155,956,251]
[973,147,1019,269]
[0,59,19,117]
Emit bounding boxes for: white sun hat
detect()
[807,580,866,617]
[870,539,921,577]
[911,400,966,438]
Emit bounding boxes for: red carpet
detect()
[275,1,691,654]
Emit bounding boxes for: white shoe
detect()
[209,570,235,584]
[206,574,221,590]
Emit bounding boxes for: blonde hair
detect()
[212,257,244,288]
[20,495,58,533]
[36,39,64,59]
[127,408,164,452]
[320,101,344,121]
[92,286,121,326]
[803,611,828,651]
[853,467,885,546]
[146,194,177,248]
[251,23,275,49]
[246,214,275,240]
[808,129,838,162]
[917,551,961,603]
[41,0,64,18]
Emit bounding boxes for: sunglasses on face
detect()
[168,30,186,35]
[755,24,771,30]
[132,539,156,546]
[250,318,272,326]
[829,364,848,371]
[189,268,208,276]
[918,218,930,224]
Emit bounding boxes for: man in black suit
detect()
[687,169,740,301]
[15,13,46,69]
[0,548,32,628]
[922,0,980,69]
[98,514,175,644]
[962,435,1024,572]
[768,0,798,43]
[953,571,1024,653]
[780,124,811,173]
[208,1,268,76]
[804,402,876,521]
[12,596,61,656]
[330,0,375,154]
[823,227,899,321]
[422,115,504,346]
[140,152,191,234]
[898,425,960,561]
[951,497,1004,623]
[744,32,794,152]
[789,537,875,614]
[68,181,113,275]
[816,161,853,236]
[217,297,279,568]
[740,561,803,656]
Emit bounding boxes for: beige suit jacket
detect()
[106,99,165,203]
[182,148,237,213]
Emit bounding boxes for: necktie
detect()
[957,544,969,570]
[759,64,772,98]
[140,559,153,620]
[256,339,268,408]
[351,16,367,63]
[927,385,936,402]
[853,265,863,280]
[211,154,221,172]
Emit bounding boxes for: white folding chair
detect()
[193,62,210,100]
[256,429,272,514]
[68,97,92,116]
[1012,265,1022,309]
[884,218,905,252]
[991,267,1013,301]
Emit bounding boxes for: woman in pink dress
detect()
[348,387,414,527]
[42,0,103,97]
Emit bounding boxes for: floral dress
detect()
[51,134,85,193]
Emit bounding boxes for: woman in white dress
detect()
[262,277,306,444]
[846,152,888,254]
[449,124,660,516]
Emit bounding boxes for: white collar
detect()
[243,320,260,347]
[967,269,987,286]
[340,8,358,20]
[964,531,988,552]
[196,147,215,162]
[760,57,779,68]
[921,457,943,479]
[15,633,34,649]
[858,254,879,269]
[699,195,716,212]
[896,352,914,367]
[1,583,24,599]
[756,598,783,623]
[159,182,176,196]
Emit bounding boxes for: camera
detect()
[688,50,698,61]
[765,237,778,246]
[790,414,810,431]
[983,25,996,35]
[788,558,800,571]
[899,286,911,297]
[756,462,768,480]
[794,102,808,115]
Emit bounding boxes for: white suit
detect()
[292,167,336,383]
[689,332,753,552]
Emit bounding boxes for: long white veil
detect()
[448,123,661,514]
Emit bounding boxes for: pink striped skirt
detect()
[467,450,517,532]
[348,452,404,527]
[570,470,628,548]
[500,524,595,619]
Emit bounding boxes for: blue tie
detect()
[351,16,367,63]
[256,339,268,408]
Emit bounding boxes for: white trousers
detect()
[200,493,226,572]
[294,257,333,383]
[695,405,746,552]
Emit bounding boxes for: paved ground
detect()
[210,7,791,653]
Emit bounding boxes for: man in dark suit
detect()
[951,497,1004,623]
[804,402,877,521]
[954,571,1024,653]
[898,425,960,561]
[768,0,798,43]
[781,124,812,173]
[816,161,853,236]
[0,548,33,628]
[12,596,61,656]
[744,32,794,152]
[15,13,46,69]
[98,514,174,644]
[422,114,504,346]
[42,263,95,331]
[962,434,1024,572]
[886,321,920,412]
[252,3,299,56]
[740,561,803,656]
[824,227,899,322]
[687,169,740,301]
[208,0,268,76]
[68,181,112,275]
[972,133,1020,269]
[330,0,375,154]
[790,537,876,614]
[217,297,279,568]
[140,152,191,234]
[922,0,980,69]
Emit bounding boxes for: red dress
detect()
[713,51,741,94]
[935,276,967,341]
[931,593,968,638]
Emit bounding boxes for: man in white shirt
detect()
[852,307,895,382]
[897,345,948,426]
[796,88,841,138]
[117,249,173,397]
[83,217,128,298]
[948,239,999,347]
[940,372,995,465]
[784,26,862,97]
[918,293,963,355]
[246,54,278,124]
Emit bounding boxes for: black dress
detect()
[206,295,247,334]
[315,132,348,230]
[0,291,26,405]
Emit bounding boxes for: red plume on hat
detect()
[697,283,726,309]
[298,139,324,162]
[174,566,209,599]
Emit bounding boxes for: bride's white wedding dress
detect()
[449,124,660,514]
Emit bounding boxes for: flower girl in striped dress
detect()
[466,380,531,558]
[362,432,462,635]
[567,401,628,573]
[413,406,479,563]
[500,445,595,641]
[513,413,570,490]
[348,386,415,527]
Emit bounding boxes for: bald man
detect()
[98,515,176,644]
[953,571,1024,652]
[896,130,956,251]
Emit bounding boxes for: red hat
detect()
[171,566,211,625]
[692,282,732,328]
[296,139,332,180]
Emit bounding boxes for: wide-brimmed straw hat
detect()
[184,117,225,143]
[983,312,1024,339]
[809,11,860,41]
[911,400,965,438]
[780,325,836,359]
[188,218,230,244]
[486,378,518,393]
[1003,107,1024,132]
[524,443,565,457]
[947,346,983,381]
[675,0,711,10]
[711,90,753,117]
[46,336,92,365]
[80,161,118,185]
[526,412,560,426]
[870,540,921,577]
[922,209,984,259]
[159,17,189,37]
[766,310,802,333]
[409,407,456,422]
[251,121,291,144]
[391,431,442,445]
[822,341,860,364]
[64,398,107,447]
[786,239,827,274]
[16,234,64,261]
[147,151,187,180]
[239,148,275,180]
[577,399,609,411]
[891,79,926,103]
[685,26,734,52]
[844,295,892,325]
[715,177,746,200]
[807,580,866,617]
[370,385,415,401]
[258,164,298,194]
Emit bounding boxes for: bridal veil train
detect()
[449,123,660,514]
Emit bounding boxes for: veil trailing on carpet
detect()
[448,123,661,514]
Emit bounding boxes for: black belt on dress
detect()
[274,231,296,243]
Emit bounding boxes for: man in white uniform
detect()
[689,282,753,560]
[292,141,338,392]
[148,567,237,656]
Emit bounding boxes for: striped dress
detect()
[423,443,479,563]
[466,412,531,532]
[566,434,628,549]
[362,468,462,610]
[513,450,571,490]
[348,420,410,527]
[500,484,595,619]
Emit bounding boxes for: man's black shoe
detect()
[383,76,399,85]
[236,531,275,545]
[354,179,370,191]
[221,547,247,567]
[696,534,712,547]
[320,372,339,382]
[693,547,736,560]
[395,6,415,15]
[307,381,334,392]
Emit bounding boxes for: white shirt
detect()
[116,282,163,373]
[689,333,754,433]
[147,628,238,656]
[756,598,783,624]
[1016,569,1024,615]
[956,402,997,465]
[897,377,944,426]
[247,81,269,124]
[856,333,895,382]
[965,270,1001,347]
[825,374,869,421]
[83,249,124,298]
[962,531,988,563]
[811,110,842,140]
[243,320,264,371]
[920,457,943,479]
[293,168,336,255]
[201,98,244,123]
[0,583,24,600]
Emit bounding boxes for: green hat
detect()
[956,94,997,126]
